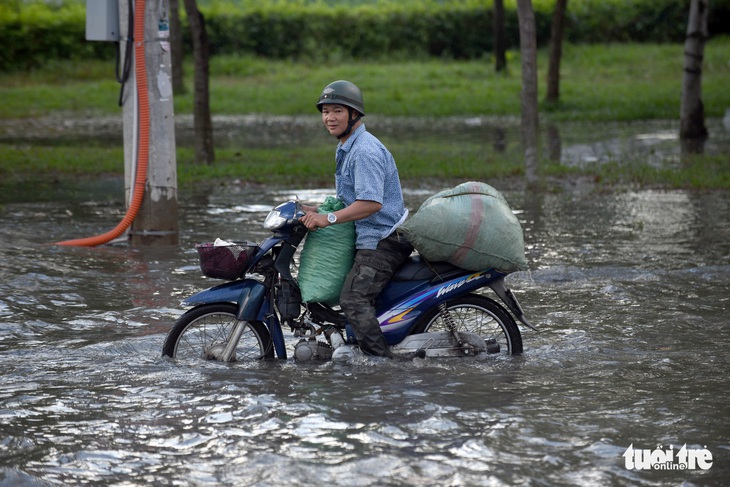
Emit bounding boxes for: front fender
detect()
[182,279,266,322]
[183,280,249,306]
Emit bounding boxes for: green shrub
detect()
[567,0,690,43]
[1,0,729,71]
[0,1,112,71]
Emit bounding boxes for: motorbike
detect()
[162,201,536,363]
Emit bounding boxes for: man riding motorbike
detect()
[300,80,413,358]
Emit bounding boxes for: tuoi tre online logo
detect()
[623,444,713,471]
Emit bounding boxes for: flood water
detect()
[1,119,730,486]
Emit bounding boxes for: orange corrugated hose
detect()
[56,0,149,247]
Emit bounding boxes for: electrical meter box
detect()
[86,0,120,42]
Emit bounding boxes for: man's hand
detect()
[301,211,329,230]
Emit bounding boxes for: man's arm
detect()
[301,200,381,230]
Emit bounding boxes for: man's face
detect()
[321,104,350,137]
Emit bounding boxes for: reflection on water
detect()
[1,180,730,485]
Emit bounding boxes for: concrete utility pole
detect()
[119,0,179,246]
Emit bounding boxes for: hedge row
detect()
[0,2,113,71]
[1,0,729,71]
[203,3,512,60]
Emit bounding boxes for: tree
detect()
[516,0,539,186]
[493,0,507,72]
[182,0,215,164]
[680,0,709,152]
[546,0,568,103]
[169,0,185,95]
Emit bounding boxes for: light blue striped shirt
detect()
[334,124,407,250]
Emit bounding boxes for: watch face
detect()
[327,213,336,223]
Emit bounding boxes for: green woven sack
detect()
[298,197,356,306]
[401,181,528,273]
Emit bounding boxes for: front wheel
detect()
[162,303,274,362]
[412,294,523,355]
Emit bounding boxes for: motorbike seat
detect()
[392,255,464,282]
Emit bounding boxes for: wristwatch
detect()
[327,212,337,224]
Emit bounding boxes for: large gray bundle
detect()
[401,181,527,272]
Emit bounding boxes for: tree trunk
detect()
[680,0,709,147]
[546,0,568,103]
[516,0,539,186]
[169,0,185,95]
[182,0,215,164]
[493,0,507,72]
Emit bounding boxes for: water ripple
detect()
[2,188,730,485]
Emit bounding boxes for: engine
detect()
[293,337,333,361]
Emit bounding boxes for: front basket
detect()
[196,242,258,280]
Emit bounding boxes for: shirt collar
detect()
[337,123,367,153]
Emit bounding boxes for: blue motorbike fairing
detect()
[251,236,280,261]
[182,279,266,323]
[378,269,501,345]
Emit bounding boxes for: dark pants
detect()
[339,231,413,357]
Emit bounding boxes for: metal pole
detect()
[120,0,179,246]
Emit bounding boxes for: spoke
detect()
[430,304,510,355]
[177,313,253,360]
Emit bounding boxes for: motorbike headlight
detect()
[263,208,287,230]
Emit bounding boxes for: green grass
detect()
[2,38,729,120]
[1,39,729,190]
[6,128,723,191]
[2,129,727,191]
[0,144,124,176]
[588,154,730,189]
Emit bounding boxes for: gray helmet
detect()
[316,80,365,116]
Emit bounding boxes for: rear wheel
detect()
[162,303,274,361]
[412,294,523,355]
